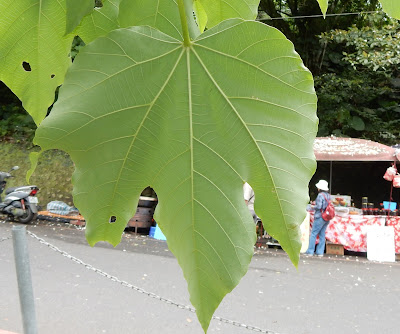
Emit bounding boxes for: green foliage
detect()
[315,71,400,144]
[321,21,400,75]
[0,141,74,207]
[0,82,35,142]
[0,105,35,141]
[316,18,400,145]
[34,20,317,330]
[259,0,383,74]
[70,36,86,60]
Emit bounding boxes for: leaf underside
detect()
[65,0,95,35]
[199,0,259,28]
[118,0,183,40]
[34,20,317,331]
[75,0,121,44]
[0,0,73,125]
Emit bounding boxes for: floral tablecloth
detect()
[310,214,400,253]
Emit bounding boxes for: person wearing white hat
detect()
[305,180,331,256]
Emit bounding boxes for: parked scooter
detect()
[0,166,39,223]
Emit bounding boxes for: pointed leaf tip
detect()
[27,151,41,183]
[317,0,329,18]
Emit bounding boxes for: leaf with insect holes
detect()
[0,0,74,125]
[34,20,317,332]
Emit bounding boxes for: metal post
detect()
[12,225,38,334]
[329,160,333,194]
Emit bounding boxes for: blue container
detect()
[383,201,397,211]
[149,224,167,241]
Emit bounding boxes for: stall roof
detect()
[314,137,398,162]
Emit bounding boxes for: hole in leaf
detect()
[109,216,117,223]
[95,0,103,8]
[51,74,55,78]
[22,61,31,72]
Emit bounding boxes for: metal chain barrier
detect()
[26,230,281,334]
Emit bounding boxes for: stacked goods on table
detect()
[38,201,84,225]
[39,197,158,230]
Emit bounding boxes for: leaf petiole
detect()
[177,0,199,46]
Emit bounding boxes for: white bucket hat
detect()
[315,180,329,191]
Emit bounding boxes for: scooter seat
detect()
[5,187,17,195]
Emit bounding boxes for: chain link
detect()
[27,230,280,334]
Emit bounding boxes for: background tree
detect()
[0,82,35,142]
[258,1,400,144]
[259,0,382,73]
[316,18,400,143]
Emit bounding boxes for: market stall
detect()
[309,213,400,254]
[310,136,400,256]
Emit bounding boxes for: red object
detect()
[384,166,397,181]
[29,189,37,196]
[321,193,335,221]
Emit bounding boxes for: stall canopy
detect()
[314,137,399,162]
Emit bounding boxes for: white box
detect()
[367,226,395,262]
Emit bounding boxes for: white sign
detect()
[300,212,310,253]
[367,226,395,262]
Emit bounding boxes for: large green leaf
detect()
[118,0,183,40]
[198,0,259,28]
[379,0,400,19]
[65,0,95,35]
[0,0,74,125]
[34,20,317,331]
[75,0,121,44]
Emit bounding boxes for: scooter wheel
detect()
[18,207,37,224]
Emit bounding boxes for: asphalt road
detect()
[1,219,400,334]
